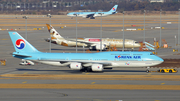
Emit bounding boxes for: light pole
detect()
[22,16,28,40]
[160,9,162,47]
[175,35,177,50]
[154,38,157,54]
[122,11,125,51]
[178,8,180,45]
[47,14,52,52]
[98,13,103,52]
[73,13,78,53]
[143,10,146,42]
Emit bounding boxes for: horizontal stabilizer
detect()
[12,52,32,57]
[143,42,155,50]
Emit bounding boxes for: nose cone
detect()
[159,58,164,62]
[157,56,164,65]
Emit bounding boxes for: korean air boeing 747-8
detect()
[67,5,118,19]
[9,32,163,72]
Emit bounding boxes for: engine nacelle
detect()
[69,63,82,70]
[90,44,106,50]
[82,16,87,18]
[91,64,103,71]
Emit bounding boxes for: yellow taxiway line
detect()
[1,74,180,79]
[0,74,180,81]
[0,84,180,90]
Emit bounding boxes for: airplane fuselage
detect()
[14,51,163,68]
[51,38,141,49]
[67,11,114,18]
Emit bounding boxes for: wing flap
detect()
[67,39,95,46]
[86,14,95,18]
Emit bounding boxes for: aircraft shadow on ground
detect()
[16,68,145,73]
[16,68,83,74]
[103,70,145,72]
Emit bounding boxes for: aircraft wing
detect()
[67,39,97,46]
[41,59,112,66]
[86,13,95,18]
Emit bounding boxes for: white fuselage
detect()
[51,38,141,49]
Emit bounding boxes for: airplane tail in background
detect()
[46,24,64,39]
[9,32,39,53]
[109,5,118,13]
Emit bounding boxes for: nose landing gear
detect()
[146,67,150,73]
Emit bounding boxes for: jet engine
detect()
[69,63,82,70]
[90,44,106,50]
[91,64,103,71]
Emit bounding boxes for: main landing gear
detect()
[80,67,92,72]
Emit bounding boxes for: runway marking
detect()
[1,74,180,80]
[22,81,27,84]
[91,82,96,84]
[0,84,180,90]
[0,74,180,81]
[23,72,28,74]
[1,39,9,40]
[161,83,165,85]
[85,73,89,75]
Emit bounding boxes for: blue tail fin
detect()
[9,32,39,53]
[109,5,118,12]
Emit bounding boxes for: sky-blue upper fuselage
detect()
[67,11,113,17]
[13,51,163,62]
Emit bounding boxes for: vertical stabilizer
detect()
[9,32,39,53]
[46,24,64,39]
[109,5,118,12]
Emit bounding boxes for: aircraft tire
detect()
[87,67,92,72]
[80,68,85,72]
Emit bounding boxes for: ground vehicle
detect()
[158,69,178,73]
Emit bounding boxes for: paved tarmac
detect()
[0,89,179,101]
[0,15,180,101]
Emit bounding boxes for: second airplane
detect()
[45,24,141,51]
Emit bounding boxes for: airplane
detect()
[9,31,163,72]
[45,24,141,50]
[67,5,118,19]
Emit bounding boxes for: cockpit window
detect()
[135,42,139,43]
[150,53,154,55]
